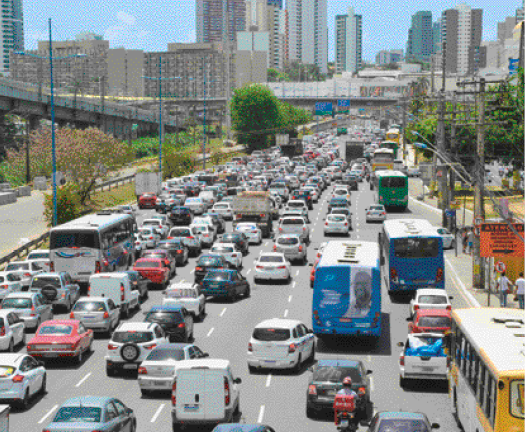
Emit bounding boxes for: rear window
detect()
[146,348,186,361]
[377,419,430,432]
[2,298,31,309]
[205,271,231,281]
[112,331,154,343]
[5,263,29,271]
[282,219,303,225]
[370,205,384,211]
[313,366,362,383]
[135,261,161,268]
[31,276,60,289]
[288,202,304,208]
[394,238,439,258]
[418,316,451,328]
[38,325,73,335]
[145,311,183,323]
[418,295,448,304]
[212,247,234,253]
[198,256,222,266]
[253,328,291,341]
[259,256,284,263]
[328,215,346,222]
[50,231,99,249]
[277,237,299,245]
[171,229,191,237]
[53,407,102,423]
[73,301,107,312]
[165,288,196,299]
[380,177,407,188]
[192,226,208,234]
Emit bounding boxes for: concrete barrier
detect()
[0,192,16,205]
[34,177,47,191]
[16,186,31,197]
[0,183,10,192]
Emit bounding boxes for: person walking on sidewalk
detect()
[497,272,514,308]
[467,229,475,255]
[515,272,525,310]
[461,228,468,254]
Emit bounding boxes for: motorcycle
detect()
[336,410,358,432]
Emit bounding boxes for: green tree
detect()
[43,183,83,227]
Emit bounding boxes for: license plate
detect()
[265,360,276,363]
[83,315,96,319]
[340,318,351,323]
[419,366,435,372]
[341,419,349,427]
[326,389,336,396]
[184,404,199,411]
[124,364,138,370]
[46,353,59,358]
[153,380,165,386]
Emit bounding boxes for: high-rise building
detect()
[335,7,362,74]
[375,49,404,65]
[516,7,524,21]
[441,3,483,75]
[1,0,24,75]
[287,0,328,74]
[432,19,442,54]
[236,31,269,86]
[498,16,518,43]
[406,11,433,63]
[196,0,246,44]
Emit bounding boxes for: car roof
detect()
[205,269,235,274]
[60,396,114,408]
[211,243,236,248]
[316,359,363,368]
[0,353,27,364]
[416,289,448,296]
[116,322,156,331]
[376,411,427,420]
[76,296,110,303]
[213,425,268,432]
[259,252,285,257]
[256,318,302,329]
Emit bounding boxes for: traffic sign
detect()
[437,170,443,178]
[480,222,524,258]
[449,200,460,210]
[474,215,484,228]
[495,261,506,273]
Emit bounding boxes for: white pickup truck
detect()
[398,333,448,386]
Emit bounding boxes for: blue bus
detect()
[312,241,381,340]
[380,219,445,295]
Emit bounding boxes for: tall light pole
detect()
[16,18,86,227]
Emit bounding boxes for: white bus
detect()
[50,213,135,283]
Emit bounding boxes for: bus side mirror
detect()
[397,342,404,347]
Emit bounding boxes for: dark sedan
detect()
[157,239,190,266]
[194,254,230,284]
[199,269,250,301]
[144,305,194,342]
[169,206,193,225]
[291,189,313,210]
[122,270,149,301]
[219,232,249,256]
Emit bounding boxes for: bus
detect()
[380,219,444,294]
[50,213,135,284]
[448,308,524,432]
[372,170,408,211]
[312,241,382,340]
[380,140,399,156]
[372,148,394,172]
[385,128,401,146]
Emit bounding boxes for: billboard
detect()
[337,99,350,113]
[315,101,332,116]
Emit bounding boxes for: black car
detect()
[203,212,226,234]
[157,239,190,266]
[122,270,149,302]
[219,232,249,256]
[291,189,313,210]
[194,254,229,284]
[199,269,250,301]
[182,184,199,197]
[169,206,193,225]
[144,305,194,342]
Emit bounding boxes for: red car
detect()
[133,257,171,288]
[27,319,93,364]
[408,309,452,334]
[138,193,157,209]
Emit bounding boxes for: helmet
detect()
[342,377,352,387]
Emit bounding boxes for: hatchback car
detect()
[70,297,120,335]
[168,228,202,256]
[133,258,171,289]
[144,305,194,343]
[408,309,452,334]
[290,189,313,209]
[157,239,189,266]
[219,232,249,256]
[0,310,25,352]
[328,197,350,213]
[409,289,452,317]
[362,411,440,432]
[324,214,350,236]
[138,193,157,209]
[365,204,387,223]
[199,269,250,301]
[4,261,44,288]
[278,217,310,244]
[190,224,215,248]
[1,292,53,332]
[234,223,262,245]
[162,283,206,321]
[137,227,160,249]
[43,396,137,432]
[169,206,193,225]
[210,243,243,269]
[0,272,23,300]
[211,203,234,220]
[194,254,229,284]
[185,197,206,215]
[254,253,291,284]
[273,234,307,264]
[306,359,372,420]
[140,249,176,278]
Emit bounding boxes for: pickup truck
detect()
[29,272,81,312]
[398,333,448,387]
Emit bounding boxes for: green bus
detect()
[380,140,399,157]
[373,170,408,211]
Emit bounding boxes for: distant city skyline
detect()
[21,0,519,63]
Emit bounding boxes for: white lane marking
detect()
[295,270,299,276]
[288,295,293,303]
[367,355,371,362]
[370,376,375,392]
[257,405,265,423]
[311,229,315,233]
[284,309,289,317]
[38,405,58,424]
[151,404,165,422]
[180,279,185,283]
[266,374,272,387]
[265,241,269,246]
[190,269,195,274]
[219,308,227,317]
[207,327,215,337]
[247,269,252,275]
[445,258,480,307]
[75,372,91,387]
[292,281,296,288]
[356,235,360,239]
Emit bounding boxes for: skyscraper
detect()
[335,7,362,74]
[287,0,328,74]
[441,3,482,75]
[498,16,518,43]
[1,0,24,75]
[196,0,246,44]
[432,19,442,54]
[406,11,433,63]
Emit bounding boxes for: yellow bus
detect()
[449,308,524,432]
[371,148,394,172]
[386,128,400,144]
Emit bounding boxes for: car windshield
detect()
[31,276,60,289]
[146,347,186,361]
[205,271,231,281]
[135,261,161,268]
[198,256,221,266]
[277,237,299,245]
[192,226,208,234]
[143,221,160,226]
[418,316,451,328]
[378,419,430,432]
[394,238,439,258]
[259,256,284,263]
[238,224,257,231]
[381,177,407,188]
[50,231,99,249]
[288,202,303,208]
[2,298,32,309]
[112,331,154,343]
[370,205,384,211]
[252,328,290,341]
[38,325,73,335]
[214,204,228,209]
[313,366,362,383]
[172,229,191,237]
[332,209,349,215]
[53,407,102,423]
[73,301,107,312]
[418,295,447,304]
[145,312,182,323]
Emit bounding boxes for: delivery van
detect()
[88,272,141,318]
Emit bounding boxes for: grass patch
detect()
[90,181,136,210]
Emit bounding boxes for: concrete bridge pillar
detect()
[27,115,41,131]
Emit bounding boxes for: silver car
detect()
[1,293,53,331]
[278,216,310,244]
[365,204,387,223]
[70,297,120,334]
[273,234,307,264]
[324,213,350,236]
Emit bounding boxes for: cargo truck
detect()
[232,191,275,238]
[345,141,365,163]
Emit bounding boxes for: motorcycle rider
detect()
[333,377,358,426]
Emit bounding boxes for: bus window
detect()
[510,380,524,419]
[380,177,406,188]
[50,231,99,249]
[393,238,439,258]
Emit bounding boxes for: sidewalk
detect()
[408,178,522,310]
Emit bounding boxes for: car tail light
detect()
[171,379,177,405]
[325,222,328,226]
[144,343,157,350]
[256,266,264,269]
[288,343,296,353]
[195,267,203,271]
[87,285,91,297]
[447,356,451,368]
[23,272,30,277]
[414,305,419,311]
[381,212,386,216]
[187,236,194,240]
[108,344,118,350]
[260,214,265,218]
[167,236,173,239]
[436,268,444,282]
[49,261,55,271]
[176,250,183,254]
[308,384,317,395]
[279,227,283,232]
[390,267,398,280]
[446,305,452,311]
[358,387,366,396]
[103,312,110,319]
[272,245,277,251]
[0,327,5,337]
[69,312,75,319]
[399,355,405,366]
[149,236,153,240]
[277,266,286,269]
[248,342,253,352]
[95,261,101,273]
[12,375,24,383]
[224,377,230,405]
[344,222,348,226]
[30,306,37,317]
[298,246,303,252]
[0,285,7,290]
[120,284,125,301]
[177,323,185,328]
[302,227,306,231]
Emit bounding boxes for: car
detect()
[332,188,351,201]
[365,204,387,223]
[329,208,353,229]
[199,269,250,301]
[0,353,46,409]
[407,167,420,177]
[327,197,349,213]
[408,309,452,334]
[290,189,314,209]
[142,218,169,239]
[362,411,440,432]
[284,199,309,217]
[0,272,23,300]
[162,282,206,321]
[70,297,120,335]
[169,206,193,225]
[88,273,141,319]
[219,232,249,256]
[138,226,160,249]
[138,192,157,209]
[25,249,51,272]
[138,343,209,395]
[212,425,276,432]
[273,234,307,264]
[212,202,234,220]
[203,212,227,234]
[306,359,372,420]
[324,213,350,236]
[157,238,190,266]
[278,216,310,244]
[122,270,149,302]
[409,288,452,317]
[185,197,206,215]
[1,292,53,332]
[302,185,319,202]
[248,318,315,373]
[140,249,177,278]
[234,223,263,245]
[254,253,291,284]
[27,319,94,364]
[280,208,311,224]
[29,272,81,312]
[435,227,455,249]
[44,396,137,431]
[105,322,169,376]
[168,227,202,256]
[194,254,230,284]
[156,195,181,213]
[190,223,215,248]
[144,304,194,343]
[0,310,25,352]
[210,243,243,269]
[4,261,44,288]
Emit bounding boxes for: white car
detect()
[284,200,309,219]
[365,204,387,223]
[247,318,315,372]
[4,261,44,288]
[0,310,25,352]
[212,202,234,220]
[254,253,291,283]
[332,188,351,201]
[324,214,350,236]
[210,243,242,269]
[26,249,51,272]
[190,224,215,248]
[235,223,262,244]
[138,227,160,249]
[0,353,46,409]
[0,272,23,300]
[142,218,169,239]
[138,343,209,395]
[162,283,206,321]
[435,227,455,249]
[185,197,206,215]
[193,217,217,238]
[409,288,453,317]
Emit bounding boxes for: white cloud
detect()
[116,11,136,26]
[104,11,147,47]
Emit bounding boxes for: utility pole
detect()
[437,42,448,225]
[223,0,232,143]
[402,97,407,163]
[430,54,435,94]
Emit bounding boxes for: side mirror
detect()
[308,328,313,334]
[308,366,314,372]
[233,377,242,384]
[366,369,372,375]
[449,296,454,300]
[397,341,405,347]
[360,421,371,427]
[431,423,440,429]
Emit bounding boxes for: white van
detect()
[171,359,242,427]
[88,273,140,318]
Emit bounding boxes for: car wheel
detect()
[286,274,292,284]
[33,318,41,333]
[248,365,257,374]
[65,296,71,312]
[254,277,260,284]
[40,374,47,395]
[293,355,302,374]
[199,305,206,322]
[106,364,116,377]
[244,285,251,298]
[20,389,30,410]
[306,406,316,419]
[76,349,83,365]
[7,339,13,353]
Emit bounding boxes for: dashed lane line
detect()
[266,374,272,387]
[75,372,91,387]
[207,327,214,337]
[288,295,292,303]
[284,309,289,317]
[38,405,58,424]
[219,308,227,317]
[150,404,165,423]
[257,405,266,423]
[247,269,252,275]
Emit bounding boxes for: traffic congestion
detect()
[0,121,522,432]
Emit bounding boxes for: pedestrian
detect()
[497,272,514,308]
[515,272,525,310]
[461,228,468,254]
[467,228,475,255]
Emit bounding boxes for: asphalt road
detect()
[9,137,468,432]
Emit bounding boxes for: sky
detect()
[23,0,520,62]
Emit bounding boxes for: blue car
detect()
[43,396,136,432]
[212,425,276,432]
[362,411,440,432]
